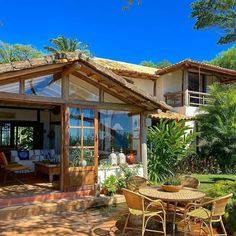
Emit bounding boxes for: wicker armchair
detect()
[0,152,29,183]
[122,188,166,236]
[182,176,200,189]
[180,193,233,236]
[126,176,149,192]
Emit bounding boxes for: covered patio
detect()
[0,52,169,197]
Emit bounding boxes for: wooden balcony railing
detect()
[164,90,210,107]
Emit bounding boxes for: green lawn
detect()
[193,174,236,192]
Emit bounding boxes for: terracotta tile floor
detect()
[0,173,57,199]
[0,203,221,236]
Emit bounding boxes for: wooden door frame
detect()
[60,104,99,192]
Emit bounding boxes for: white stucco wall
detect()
[156,70,183,101]
[98,164,144,184]
[131,78,154,95]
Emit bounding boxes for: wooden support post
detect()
[183,69,189,106]
[60,105,70,191]
[62,73,69,101]
[19,79,25,94]
[140,113,148,178]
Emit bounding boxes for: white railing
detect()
[188,90,210,106]
[164,90,210,107]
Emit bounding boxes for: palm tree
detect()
[44,35,91,56]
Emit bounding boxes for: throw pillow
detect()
[18,151,29,160]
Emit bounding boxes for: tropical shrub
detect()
[197,83,236,173]
[206,181,236,235]
[176,153,221,174]
[147,119,196,182]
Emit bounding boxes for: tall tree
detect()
[0,41,42,63]
[191,0,236,44]
[206,46,236,70]
[197,83,236,172]
[140,59,172,69]
[44,35,91,56]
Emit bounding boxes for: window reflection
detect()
[98,110,140,164]
[25,75,61,97]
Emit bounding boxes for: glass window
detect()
[69,128,81,146]
[83,129,94,146]
[98,110,141,164]
[69,75,99,101]
[69,108,81,127]
[104,92,125,104]
[69,107,95,167]
[0,123,11,146]
[25,74,61,97]
[14,126,34,150]
[0,82,19,94]
[83,109,94,127]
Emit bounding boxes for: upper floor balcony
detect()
[164,89,210,107]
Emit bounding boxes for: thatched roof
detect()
[150,111,192,121]
[93,57,159,80]
[0,52,171,111]
[156,59,236,78]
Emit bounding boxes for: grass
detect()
[193,174,236,192]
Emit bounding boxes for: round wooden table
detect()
[139,186,205,235]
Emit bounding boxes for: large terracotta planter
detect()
[127,153,136,164]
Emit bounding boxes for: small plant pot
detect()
[161,185,182,192]
[104,189,114,196]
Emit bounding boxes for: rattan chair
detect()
[122,188,166,236]
[181,193,233,236]
[126,176,149,192]
[182,176,200,189]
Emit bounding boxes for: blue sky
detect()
[0,0,234,64]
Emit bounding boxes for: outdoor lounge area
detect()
[0,52,166,197]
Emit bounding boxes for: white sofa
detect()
[11,149,58,172]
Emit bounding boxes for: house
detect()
[1,52,235,196]
[95,58,236,127]
[0,52,170,194]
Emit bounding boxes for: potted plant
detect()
[102,175,118,196]
[162,176,182,192]
[116,176,127,194]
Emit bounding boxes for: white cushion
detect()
[34,150,41,155]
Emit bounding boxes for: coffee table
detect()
[34,162,60,183]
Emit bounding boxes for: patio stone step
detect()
[0,194,125,220]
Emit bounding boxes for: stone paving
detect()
[0,203,220,236]
[0,204,129,236]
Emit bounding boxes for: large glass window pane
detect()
[69,75,99,101]
[69,108,81,126]
[0,82,19,94]
[104,92,125,104]
[25,75,61,97]
[69,128,81,146]
[83,128,94,146]
[98,110,141,164]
